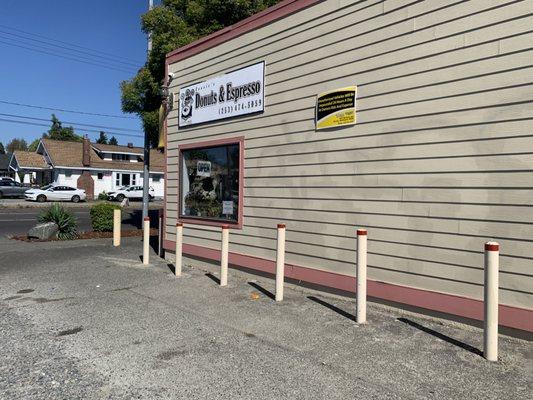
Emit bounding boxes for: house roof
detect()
[41,139,164,172]
[92,143,144,155]
[0,153,11,171]
[166,0,321,65]
[13,151,49,169]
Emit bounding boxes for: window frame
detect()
[112,153,128,161]
[178,136,244,229]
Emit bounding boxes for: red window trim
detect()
[178,136,244,229]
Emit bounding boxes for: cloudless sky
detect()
[0,0,159,148]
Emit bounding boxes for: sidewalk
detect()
[0,237,531,399]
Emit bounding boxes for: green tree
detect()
[120,0,279,147]
[44,114,82,142]
[28,138,41,152]
[109,136,118,146]
[96,131,108,144]
[7,138,28,153]
[0,142,5,154]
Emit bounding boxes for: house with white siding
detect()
[10,137,165,198]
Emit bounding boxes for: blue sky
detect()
[0,0,159,148]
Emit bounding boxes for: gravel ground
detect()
[0,237,531,399]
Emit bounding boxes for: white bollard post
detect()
[175,222,183,277]
[275,223,286,302]
[113,208,121,247]
[158,209,164,257]
[220,225,229,286]
[484,241,499,361]
[143,217,150,265]
[356,229,367,324]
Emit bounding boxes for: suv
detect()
[0,180,29,198]
[107,186,154,202]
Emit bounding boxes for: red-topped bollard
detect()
[356,229,367,323]
[175,223,183,276]
[275,224,286,302]
[484,241,499,361]
[143,216,150,265]
[220,225,229,286]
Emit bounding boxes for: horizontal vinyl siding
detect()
[165,0,533,310]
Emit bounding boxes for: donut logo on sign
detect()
[180,88,195,122]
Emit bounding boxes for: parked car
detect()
[25,184,87,203]
[107,185,154,202]
[0,180,29,198]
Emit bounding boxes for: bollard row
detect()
[163,222,500,361]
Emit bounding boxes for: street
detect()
[0,202,163,237]
[0,237,531,399]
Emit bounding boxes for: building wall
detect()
[165,1,533,315]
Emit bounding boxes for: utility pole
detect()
[142,0,154,222]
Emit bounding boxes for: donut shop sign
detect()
[178,61,265,127]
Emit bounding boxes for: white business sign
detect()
[178,62,264,127]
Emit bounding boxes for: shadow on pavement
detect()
[205,272,220,285]
[307,295,356,322]
[397,317,482,356]
[248,281,275,300]
[166,263,176,274]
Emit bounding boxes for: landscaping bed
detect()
[12,228,158,242]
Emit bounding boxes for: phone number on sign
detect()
[219,99,262,115]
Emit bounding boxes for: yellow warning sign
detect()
[316,86,357,130]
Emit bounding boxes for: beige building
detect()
[163,0,533,334]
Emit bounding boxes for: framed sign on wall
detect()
[316,86,357,130]
[178,62,265,127]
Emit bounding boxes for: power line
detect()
[0,36,137,73]
[0,112,143,133]
[0,23,143,65]
[0,100,137,120]
[0,29,141,69]
[0,117,143,138]
[0,39,137,74]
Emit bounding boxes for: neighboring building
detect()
[162,0,533,334]
[9,151,52,185]
[8,137,165,198]
[0,153,15,179]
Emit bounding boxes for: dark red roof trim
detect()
[166,0,323,64]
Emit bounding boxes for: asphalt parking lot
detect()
[0,200,163,237]
[0,237,531,399]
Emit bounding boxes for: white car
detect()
[107,185,154,202]
[25,184,87,203]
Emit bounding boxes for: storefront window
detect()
[180,142,240,223]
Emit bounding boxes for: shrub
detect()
[97,191,108,201]
[90,202,121,232]
[38,204,78,240]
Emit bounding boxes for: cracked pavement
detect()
[0,237,531,399]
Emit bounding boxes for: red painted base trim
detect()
[163,239,533,333]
